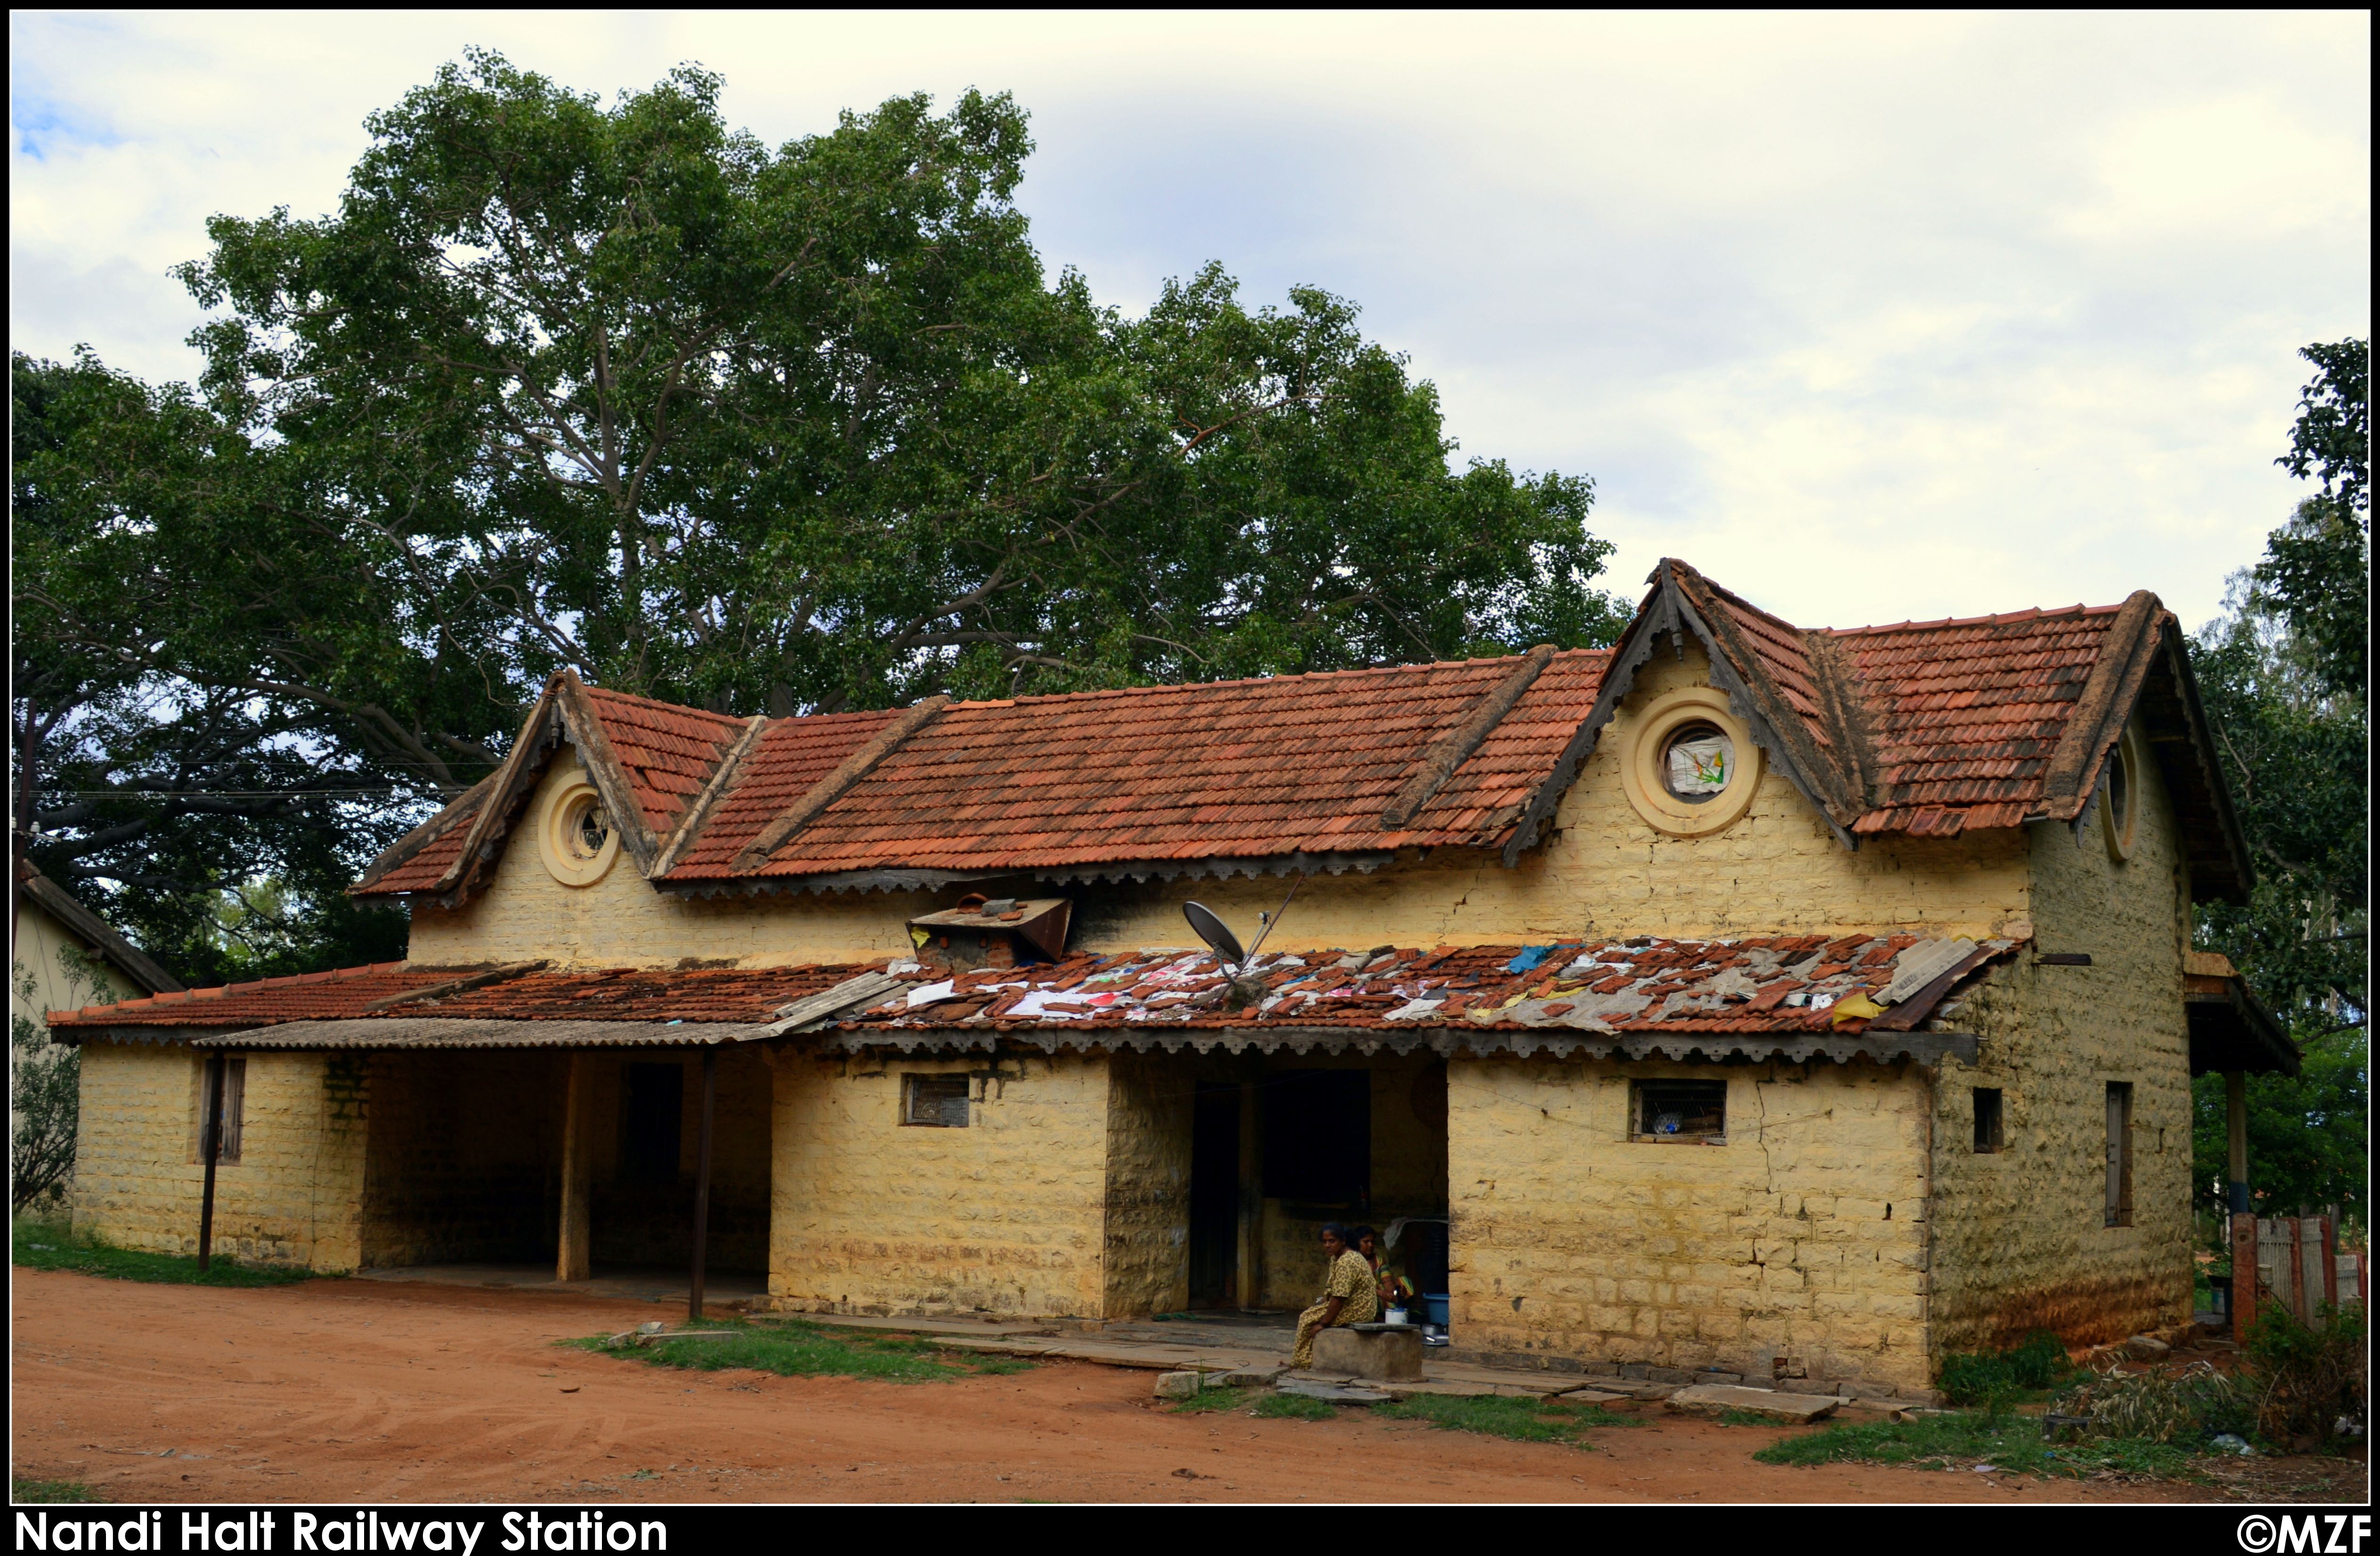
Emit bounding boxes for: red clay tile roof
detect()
[837,934,2014,1038]
[1828,603,2127,835]
[47,961,433,1029]
[350,554,2249,903]
[48,961,867,1032]
[666,708,904,877]
[666,649,1610,882]
[363,784,490,895]
[579,686,747,839]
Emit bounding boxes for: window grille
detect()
[904,1074,971,1128]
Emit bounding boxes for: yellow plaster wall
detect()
[1445,1055,1935,1393]
[71,1042,365,1271]
[768,1050,1113,1318]
[1102,1052,1193,1316]
[1927,718,2197,1350]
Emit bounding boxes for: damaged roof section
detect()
[835,932,2016,1051]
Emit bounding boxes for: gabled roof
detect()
[15,863,184,994]
[1506,560,2252,900]
[349,557,2251,905]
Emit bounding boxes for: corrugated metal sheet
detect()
[187,1018,771,1050]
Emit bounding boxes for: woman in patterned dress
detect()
[1291,1223,1379,1367]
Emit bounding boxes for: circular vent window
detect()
[568,793,612,860]
[1662,723,1735,803]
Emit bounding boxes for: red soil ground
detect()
[8,1268,2256,1505]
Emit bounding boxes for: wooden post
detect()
[1235,1080,1263,1311]
[2224,1072,2250,1213]
[557,1053,595,1283]
[688,1045,718,1325]
[197,1052,227,1271]
[2229,1212,2258,1342]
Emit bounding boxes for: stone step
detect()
[1665,1384,1839,1424]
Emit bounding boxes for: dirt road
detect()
[11,1269,2217,1505]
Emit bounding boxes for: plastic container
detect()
[1384,1305,1410,1326]
[1423,1293,1451,1326]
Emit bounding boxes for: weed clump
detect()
[1937,1331,2069,1406]
[2241,1302,2366,1447]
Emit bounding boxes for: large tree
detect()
[2190,339,2370,1222]
[10,52,1624,978]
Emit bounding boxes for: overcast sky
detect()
[11,11,2369,631]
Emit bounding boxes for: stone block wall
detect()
[1927,714,2197,1351]
[1446,1055,1936,1393]
[72,1041,365,1271]
[1102,1052,1193,1316]
[768,1050,1111,1318]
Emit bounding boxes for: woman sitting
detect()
[1292,1223,1379,1368]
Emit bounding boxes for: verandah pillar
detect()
[2226,1070,2254,1342]
[558,1051,596,1283]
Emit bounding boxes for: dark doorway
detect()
[1188,1083,1241,1307]
[1262,1069,1370,1211]
[619,1063,682,1183]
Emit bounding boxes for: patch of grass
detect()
[12,1476,106,1503]
[1371,1392,1631,1447]
[1753,1409,2206,1482]
[1937,1331,2070,1407]
[566,1318,1033,1384]
[1716,1408,1787,1427]
[1252,1392,1340,1421]
[1168,1384,1259,1414]
[12,1220,323,1288]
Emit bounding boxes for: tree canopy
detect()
[2191,338,2370,1222]
[10,52,1625,978]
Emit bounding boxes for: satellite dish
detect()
[1182,902,1245,968]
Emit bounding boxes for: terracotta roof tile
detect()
[666,651,1610,882]
[48,961,866,1030]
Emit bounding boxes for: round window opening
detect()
[1662,723,1736,803]
[565,793,612,860]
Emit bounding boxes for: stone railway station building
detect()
[51,559,2297,1400]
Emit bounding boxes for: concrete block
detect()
[1667,1384,1838,1423]
[1311,1326,1425,1382]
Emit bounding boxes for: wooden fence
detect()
[2229,1212,2365,1340]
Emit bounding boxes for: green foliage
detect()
[569,1317,1032,1383]
[2191,336,2368,1224]
[12,55,1623,969]
[11,1477,106,1504]
[1166,1383,1259,1414]
[1368,1392,1631,1445]
[11,1219,325,1287]
[11,947,109,1213]
[1251,1391,1339,1420]
[2242,1301,2367,1445]
[1936,1331,2070,1405]
[1751,1409,2204,1482]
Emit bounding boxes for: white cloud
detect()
[10,10,2368,632]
